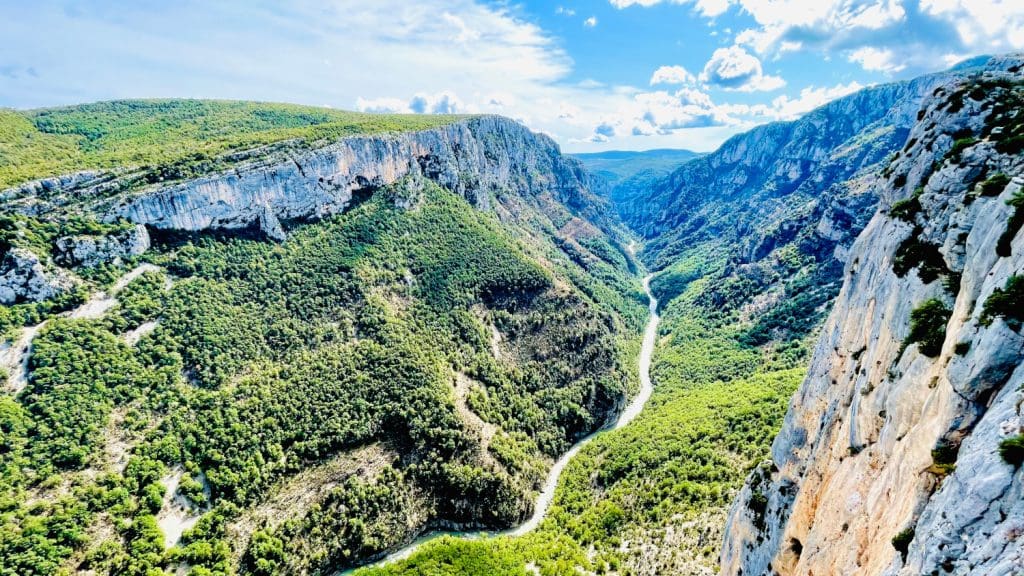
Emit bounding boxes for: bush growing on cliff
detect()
[999,435,1024,467]
[891,527,915,561]
[902,299,952,357]
[996,190,1024,257]
[979,173,1011,197]
[888,187,923,222]
[981,275,1024,330]
[892,232,948,284]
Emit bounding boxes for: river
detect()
[342,273,660,573]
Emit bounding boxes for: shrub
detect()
[946,137,977,163]
[996,135,1024,155]
[999,435,1024,467]
[996,190,1024,257]
[889,188,923,223]
[979,173,1011,197]
[892,233,948,284]
[892,527,915,562]
[903,299,952,357]
[930,441,959,475]
[980,275,1024,329]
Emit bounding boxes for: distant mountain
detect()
[573,148,700,186]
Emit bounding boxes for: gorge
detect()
[1,54,1023,576]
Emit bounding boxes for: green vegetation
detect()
[999,435,1024,467]
[891,527,915,562]
[996,189,1024,257]
[903,299,952,357]
[980,275,1024,330]
[978,173,1011,197]
[945,137,977,164]
[0,175,641,575]
[0,213,134,258]
[363,231,817,575]
[889,187,923,223]
[1,100,466,188]
[930,442,959,475]
[892,231,949,284]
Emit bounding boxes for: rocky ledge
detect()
[721,57,1024,575]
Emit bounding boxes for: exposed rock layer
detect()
[54,224,150,268]
[0,248,77,305]
[721,55,1024,576]
[80,116,608,238]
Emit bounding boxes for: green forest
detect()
[0,177,644,575]
[0,100,464,189]
[360,234,827,575]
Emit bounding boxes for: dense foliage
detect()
[364,234,818,575]
[0,176,640,575]
[981,275,1024,330]
[0,100,464,188]
[903,299,952,357]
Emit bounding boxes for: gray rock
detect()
[54,224,150,268]
[0,248,77,305]
[34,116,606,240]
[721,54,1024,576]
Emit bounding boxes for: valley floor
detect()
[358,244,807,576]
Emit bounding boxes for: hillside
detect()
[5,56,1024,576]
[721,58,1024,576]
[0,110,645,575]
[358,54,1024,576]
[0,99,465,190]
[573,149,700,187]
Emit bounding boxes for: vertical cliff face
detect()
[88,116,608,238]
[721,58,1024,575]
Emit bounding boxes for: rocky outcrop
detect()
[7,116,607,240]
[0,248,77,305]
[721,58,1024,575]
[623,56,1024,272]
[54,224,150,267]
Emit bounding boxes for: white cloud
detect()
[620,0,1024,77]
[766,81,866,119]
[356,91,465,114]
[584,16,599,27]
[848,47,906,73]
[609,0,731,17]
[355,96,409,113]
[650,65,696,85]
[556,6,576,16]
[699,46,786,92]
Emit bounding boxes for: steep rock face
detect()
[75,116,608,239]
[54,224,150,267]
[0,248,77,304]
[624,58,1024,273]
[721,60,1024,575]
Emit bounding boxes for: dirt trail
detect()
[2,263,164,394]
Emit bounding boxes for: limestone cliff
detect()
[721,57,1024,575]
[5,116,609,241]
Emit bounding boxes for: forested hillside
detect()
[5,55,1023,576]
[0,103,644,575]
[361,55,1024,576]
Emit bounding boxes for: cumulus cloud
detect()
[609,0,731,17]
[584,16,598,27]
[650,65,696,85]
[356,91,464,114]
[699,46,786,91]
[764,81,866,119]
[618,0,1024,76]
[848,47,906,73]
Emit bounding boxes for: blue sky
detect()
[2,1,1023,152]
